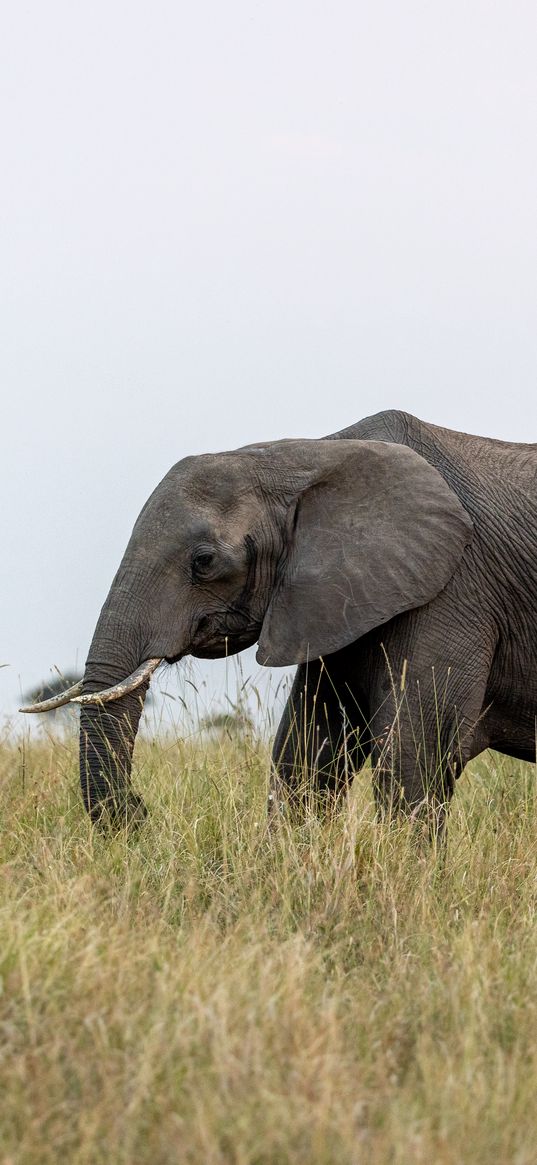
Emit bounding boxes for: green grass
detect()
[1,725,537,1163]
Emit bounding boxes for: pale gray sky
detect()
[2,0,537,721]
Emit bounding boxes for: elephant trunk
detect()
[79,594,151,826]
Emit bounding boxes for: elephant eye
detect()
[192,549,216,579]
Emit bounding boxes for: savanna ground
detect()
[1,702,537,1164]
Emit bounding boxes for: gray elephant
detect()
[22,409,537,833]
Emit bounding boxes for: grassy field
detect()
[1,721,537,1164]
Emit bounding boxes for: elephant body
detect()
[26,409,537,833]
[273,411,537,826]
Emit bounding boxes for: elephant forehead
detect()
[170,453,259,512]
[138,455,263,540]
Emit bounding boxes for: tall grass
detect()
[1,716,537,1163]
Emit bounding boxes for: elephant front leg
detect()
[369,677,483,842]
[367,609,497,841]
[270,657,369,822]
[370,714,456,841]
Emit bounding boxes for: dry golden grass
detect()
[1,723,537,1164]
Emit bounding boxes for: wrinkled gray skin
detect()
[80,410,537,832]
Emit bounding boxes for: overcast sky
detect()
[2,0,537,724]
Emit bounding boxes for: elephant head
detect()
[21,437,472,824]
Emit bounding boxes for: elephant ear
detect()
[256,438,473,666]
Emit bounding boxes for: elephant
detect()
[21,409,537,834]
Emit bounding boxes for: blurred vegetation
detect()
[199,704,255,738]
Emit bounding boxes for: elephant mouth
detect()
[187,614,262,660]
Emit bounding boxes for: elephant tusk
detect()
[19,679,84,714]
[71,658,163,705]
